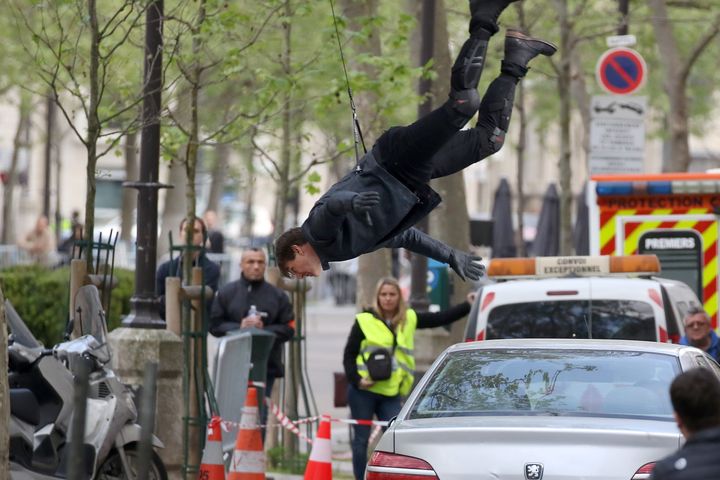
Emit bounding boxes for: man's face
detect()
[285,245,322,279]
[241,250,266,281]
[684,312,711,344]
[180,219,205,247]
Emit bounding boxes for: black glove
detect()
[448,250,484,281]
[351,191,380,214]
[327,191,380,215]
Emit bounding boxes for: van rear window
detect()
[486,300,656,341]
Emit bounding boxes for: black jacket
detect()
[209,276,294,378]
[155,253,221,320]
[342,302,471,389]
[302,149,454,270]
[649,427,720,480]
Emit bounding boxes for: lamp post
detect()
[122,0,170,328]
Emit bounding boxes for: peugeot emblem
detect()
[525,463,544,480]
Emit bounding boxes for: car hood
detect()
[384,416,681,480]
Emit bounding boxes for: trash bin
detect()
[427,258,449,312]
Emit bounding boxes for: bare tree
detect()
[163,0,282,253]
[648,0,720,172]
[12,0,148,269]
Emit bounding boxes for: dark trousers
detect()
[347,384,402,480]
[376,73,517,191]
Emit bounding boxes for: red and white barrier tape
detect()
[266,397,314,445]
[219,384,388,445]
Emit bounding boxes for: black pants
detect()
[376,73,517,191]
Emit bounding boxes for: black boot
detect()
[501,29,557,78]
[469,0,521,35]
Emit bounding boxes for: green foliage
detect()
[303,171,322,195]
[0,266,135,347]
[266,445,310,474]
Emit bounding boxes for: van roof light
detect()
[487,255,660,278]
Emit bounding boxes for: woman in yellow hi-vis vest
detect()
[342,277,476,480]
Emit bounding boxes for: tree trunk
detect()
[0,288,8,479]
[273,0,293,234]
[555,0,573,256]
[512,4,534,258]
[84,0,101,271]
[341,0,390,309]
[649,0,689,172]
[426,0,470,347]
[159,83,192,258]
[515,82,527,257]
[158,158,187,258]
[240,128,257,238]
[2,97,31,244]
[207,142,229,214]
[570,46,591,166]
[121,130,138,242]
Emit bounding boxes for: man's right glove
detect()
[327,191,381,215]
[350,191,380,214]
[448,249,485,281]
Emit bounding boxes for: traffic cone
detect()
[304,415,332,480]
[228,387,266,480]
[199,416,226,480]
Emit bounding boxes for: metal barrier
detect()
[208,331,252,454]
[0,244,31,268]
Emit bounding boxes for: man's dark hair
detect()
[179,216,207,237]
[670,368,720,433]
[274,227,307,277]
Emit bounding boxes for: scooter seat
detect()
[10,389,39,425]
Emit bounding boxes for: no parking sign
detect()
[596,47,647,95]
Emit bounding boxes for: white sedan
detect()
[367,339,720,480]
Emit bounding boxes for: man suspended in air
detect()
[275,0,556,281]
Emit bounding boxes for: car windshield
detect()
[409,349,679,420]
[486,300,656,341]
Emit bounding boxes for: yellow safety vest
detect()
[355,310,417,397]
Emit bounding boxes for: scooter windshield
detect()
[73,285,111,363]
[5,299,42,348]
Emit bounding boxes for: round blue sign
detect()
[596,47,647,95]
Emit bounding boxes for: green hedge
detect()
[0,265,135,346]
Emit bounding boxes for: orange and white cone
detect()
[228,387,266,480]
[199,416,226,480]
[304,414,332,480]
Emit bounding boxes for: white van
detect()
[464,255,702,344]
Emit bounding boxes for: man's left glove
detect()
[448,249,485,281]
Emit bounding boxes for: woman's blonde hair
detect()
[372,277,408,331]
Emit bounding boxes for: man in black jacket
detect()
[650,368,720,479]
[156,216,220,320]
[275,0,556,281]
[209,248,294,420]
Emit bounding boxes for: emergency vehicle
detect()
[464,254,700,344]
[589,172,720,327]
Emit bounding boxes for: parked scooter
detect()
[7,285,167,479]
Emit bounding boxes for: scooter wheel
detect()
[96,444,168,480]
